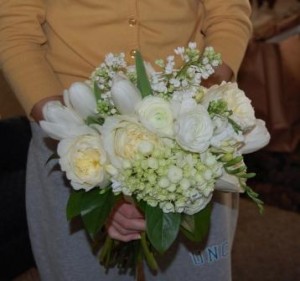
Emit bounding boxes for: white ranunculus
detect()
[63,82,97,119]
[40,101,94,140]
[100,115,161,168]
[111,74,142,115]
[174,104,213,153]
[170,95,197,119]
[202,82,256,131]
[57,134,110,191]
[136,96,174,137]
[215,170,244,193]
[240,119,271,154]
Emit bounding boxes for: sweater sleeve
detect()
[202,0,252,79]
[0,0,64,117]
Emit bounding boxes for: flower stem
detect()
[140,232,158,271]
[99,236,113,267]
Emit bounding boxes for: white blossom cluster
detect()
[89,43,222,116]
[151,43,222,98]
[114,140,222,214]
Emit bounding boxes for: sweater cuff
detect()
[1,51,64,117]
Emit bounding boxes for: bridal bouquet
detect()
[40,43,270,279]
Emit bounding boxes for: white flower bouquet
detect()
[40,43,270,279]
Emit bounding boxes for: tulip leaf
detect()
[135,50,153,98]
[180,203,212,242]
[145,205,181,254]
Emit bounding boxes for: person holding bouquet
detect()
[0,0,252,280]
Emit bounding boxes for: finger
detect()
[111,210,146,232]
[116,202,144,219]
[107,224,141,242]
[109,219,143,236]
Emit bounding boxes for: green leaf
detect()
[135,50,153,98]
[93,81,102,101]
[66,187,118,238]
[85,115,104,126]
[181,203,212,242]
[81,188,116,238]
[66,190,85,220]
[145,205,181,254]
[228,117,242,133]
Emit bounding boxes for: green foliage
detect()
[222,155,264,213]
[93,81,102,101]
[208,100,229,115]
[66,187,118,238]
[208,100,242,133]
[145,204,181,253]
[135,51,153,98]
[180,203,212,242]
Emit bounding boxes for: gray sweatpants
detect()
[26,123,239,281]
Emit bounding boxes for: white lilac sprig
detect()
[151,44,222,98]
[89,53,129,117]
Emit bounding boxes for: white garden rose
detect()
[136,96,174,137]
[57,134,110,191]
[174,104,213,153]
[202,82,256,131]
[101,116,161,168]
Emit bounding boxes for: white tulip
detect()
[40,101,94,140]
[111,74,142,115]
[183,195,212,215]
[215,170,244,193]
[63,82,97,119]
[240,119,271,154]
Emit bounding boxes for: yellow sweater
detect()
[0,0,252,116]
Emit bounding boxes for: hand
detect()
[106,200,146,242]
[30,95,63,122]
[201,63,233,88]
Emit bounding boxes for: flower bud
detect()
[111,74,142,114]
